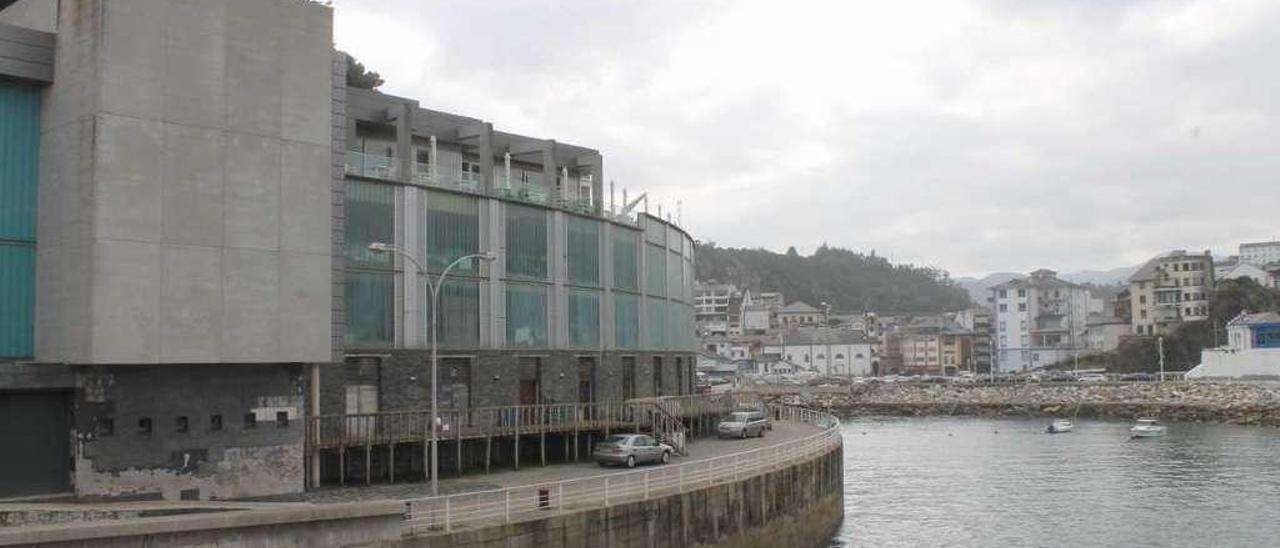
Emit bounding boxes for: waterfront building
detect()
[0,0,696,500]
[1128,250,1214,336]
[1187,312,1280,379]
[762,329,873,377]
[990,269,1090,372]
[954,308,993,373]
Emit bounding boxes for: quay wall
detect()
[1,421,844,548]
[768,382,1280,426]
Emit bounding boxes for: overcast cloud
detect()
[333,0,1280,277]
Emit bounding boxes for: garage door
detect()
[0,392,70,498]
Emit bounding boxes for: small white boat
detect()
[1130,418,1167,438]
[1046,419,1074,434]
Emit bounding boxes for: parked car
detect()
[1078,373,1107,383]
[717,410,770,439]
[593,434,674,468]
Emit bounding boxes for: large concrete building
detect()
[1127,250,1214,336]
[0,0,696,501]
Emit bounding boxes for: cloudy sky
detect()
[333,0,1280,277]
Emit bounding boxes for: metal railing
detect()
[308,399,703,452]
[401,404,840,535]
[346,151,399,180]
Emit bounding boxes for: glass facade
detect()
[614,292,640,349]
[345,180,395,269]
[506,283,548,348]
[0,82,39,359]
[421,278,480,347]
[346,271,394,346]
[423,190,480,273]
[645,244,666,297]
[612,227,639,291]
[506,204,548,280]
[567,289,601,348]
[667,250,683,301]
[647,296,667,349]
[566,216,600,285]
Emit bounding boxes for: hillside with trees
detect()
[695,243,972,314]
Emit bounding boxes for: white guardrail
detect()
[401,404,841,535]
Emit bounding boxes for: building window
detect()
[276,411,290,428]
[507,283,549,348]
[346,271,394,346]
[422,191,480,273]
[998,290,1007,298]
[1018,303,1027,312]
[506,204,549,280]
[244,413,257,429]
[999,304,1008,312]
[612,228,640,291]
[1018,289,1026,297]
[175,416,189,433]
[209,414,223,432]
[97,418,114,437]
[568,289,601,348]
[137,417,152,435]
[614,293,640,349]
[567,216,601,285]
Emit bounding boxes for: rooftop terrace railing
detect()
[401,403,840,535]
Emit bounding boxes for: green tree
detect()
[344,53,384,90]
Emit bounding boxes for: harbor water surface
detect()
[830,416,1280,547]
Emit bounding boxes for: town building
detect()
[1084,314,1130,353]
[761,329,873,377]
[1128,250,1214,336]
[954,308,993,373]
[990,269,1091,372]
[1187,312,1280,379]
[0,0,696,500]
[694,282,741,337]
[1239,241,1280,267]
[775,301,826,328]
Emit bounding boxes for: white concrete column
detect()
[403,187,421,347]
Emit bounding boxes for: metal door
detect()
[0,392,70,497]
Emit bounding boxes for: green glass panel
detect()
[346,271,394,346]
[667,251,683,302]
[424,191,480,273]
[566,216,600,286]
[345,180,395,270]
[567,289,600,348]
[422,278,480,347]
[505,204,548,280]
[0,82,40,241]
[645,244,666,297]
[0,244,34,358]
[647,296,666,350]
[506,283,547,348]
[612,228,639,291]
[614,292,639,349]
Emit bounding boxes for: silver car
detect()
[717,410,769,439]
[593,434,674,468]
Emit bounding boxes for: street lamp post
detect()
[369,242,496,496]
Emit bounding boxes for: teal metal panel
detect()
[612,227,639,291]
[506,283,548,348]
[0,81,40,242]
[567,288,600,348]
[566,216,599,286]
[505,204,548,280]
[422,190,479,273]
[613,292,639,349]
[345,180,395,270]
[0,244,35,358]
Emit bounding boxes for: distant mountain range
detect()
[954,265,1139,304]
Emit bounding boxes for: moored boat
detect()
[1046,419,1074,434]
[1130,418,1167,438]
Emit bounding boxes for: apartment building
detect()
[1239,241,1280,267]
[990,270,1090,372]
[1128,250,1214,336]
[694,282,741,336]
[0,0,696,500]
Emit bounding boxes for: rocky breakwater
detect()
[766,382,1280,427]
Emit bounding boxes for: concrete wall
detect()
[0,0,56,33]
[1188,348,1280,379]
[34,0,333,365]
[401,442,844,548]
[3,435,844,548]
[0,501,404,548]
[72,364,306,500]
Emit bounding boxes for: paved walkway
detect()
[300,420,819,503]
